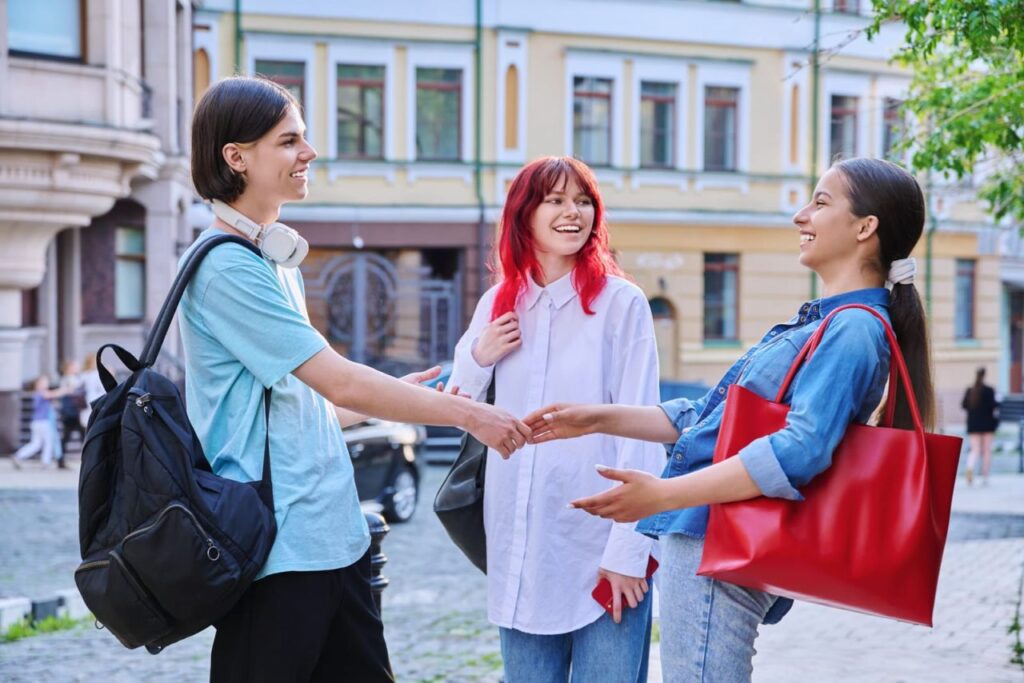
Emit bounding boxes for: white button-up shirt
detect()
[451,273,665,635]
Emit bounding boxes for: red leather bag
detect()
[697,304,961,626]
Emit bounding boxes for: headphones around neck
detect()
[210,200,309,268]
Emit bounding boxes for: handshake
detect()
[409,366,587,459]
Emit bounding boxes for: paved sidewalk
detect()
[647,474,1024,682]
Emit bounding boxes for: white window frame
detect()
[406,44,475,172]
[821,72,871,169]
[631,57,687,190]
[695,62,751,190]
[565,52,625,169]
[327,41,396,165]
[246,35,318,148]
[496,30,528,163]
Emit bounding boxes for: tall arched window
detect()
[649,296,678,378]
[504,65,519,150]
[193,48,211,102]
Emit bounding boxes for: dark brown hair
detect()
[966,366,986,410]
[191,76,298,203]
[834,157,935,430]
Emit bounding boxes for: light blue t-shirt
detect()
[178,228,369,579]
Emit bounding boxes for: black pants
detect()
[210,549,394,683]
[60,416,84,465]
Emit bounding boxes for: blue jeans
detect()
[659,534,778,683]
[499,598,652,683]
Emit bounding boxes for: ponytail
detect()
[887,282,935,431]
[833,158,935,431]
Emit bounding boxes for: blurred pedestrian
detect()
[12,375,62,469]
[962,367,999,485]
[57,359,87,467]
[79,353,105,428]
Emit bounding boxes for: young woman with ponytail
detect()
[962,367,999,485]
[447,156,666,683]
[524,157,936,682]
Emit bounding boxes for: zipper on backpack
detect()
[133,392,153,417]
[75,559,110,573]
[123,503,221,562]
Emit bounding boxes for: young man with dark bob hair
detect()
[183,76,530,682]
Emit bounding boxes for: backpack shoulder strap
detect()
[140,234,260,368]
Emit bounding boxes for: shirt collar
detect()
[796,287,889,322]
[523,270,580,311]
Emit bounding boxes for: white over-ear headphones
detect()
[210,200,309,269]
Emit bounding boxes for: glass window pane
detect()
[955,259,975,339]
[573,77,612,166]
[115,260,145,320]
[641,81,675,168]
[704,254,738,340]
[416,69,461,160]
[8,0,81,58]
[338,64,384,81]
[337,65,384,158]
[829,95,858,161]
[704,87,738,172]
[116,228,145,256]
[882,98,903,160]
[255,60,305,105]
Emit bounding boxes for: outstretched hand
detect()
[524,403,594,444]
[466,402,532,459]
[398,366,443,386]
[570,466,671,523]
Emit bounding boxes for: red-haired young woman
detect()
[448,157,665,683]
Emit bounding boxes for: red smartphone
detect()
[591,555,659,614]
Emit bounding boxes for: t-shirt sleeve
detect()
[197,262,328,388]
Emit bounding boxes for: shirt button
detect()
[799,316,806,323]
[718,387,725,394]
[674,454,683,461]
[770,331,777,336]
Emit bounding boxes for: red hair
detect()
[490,156,623,319]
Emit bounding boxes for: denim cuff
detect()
[658,398,697,434]
[738,436,804,501]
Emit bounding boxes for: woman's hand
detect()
[571,466,673,523]
[398,365,442,386]
[598,568,650,624]
[471,312,521,367]
[524,403,596,443]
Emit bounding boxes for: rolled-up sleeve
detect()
[658,394,707,437]
[736,309,889,500]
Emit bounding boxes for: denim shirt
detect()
[637,288,892,624]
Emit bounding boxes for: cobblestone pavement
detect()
[2,455,1024,682]
[0,461,499,683]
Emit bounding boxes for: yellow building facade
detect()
[195,0,1001,427]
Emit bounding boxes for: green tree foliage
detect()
[868,1,1024,222]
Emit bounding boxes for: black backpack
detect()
[75,235,277,654]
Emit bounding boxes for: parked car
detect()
[659,379,712,403]
[346,418,426,523]
[420,361,467,455]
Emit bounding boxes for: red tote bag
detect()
[696,304,962,626]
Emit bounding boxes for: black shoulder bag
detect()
[432,379,494,573]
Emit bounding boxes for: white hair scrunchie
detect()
[887,257,917,288]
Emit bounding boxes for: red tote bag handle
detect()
[773,304,926,441]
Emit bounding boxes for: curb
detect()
[0,589,90,636]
